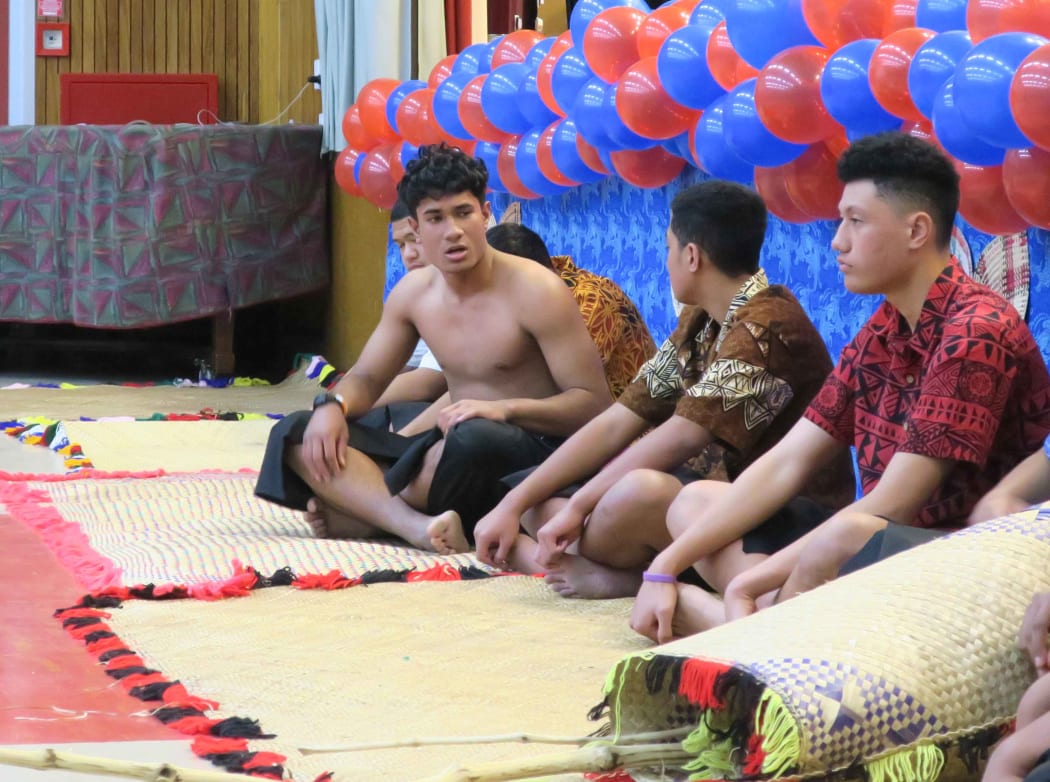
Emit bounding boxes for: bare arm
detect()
[969,447,1050,525]
[371,368,447,410]
[397,391,451,437]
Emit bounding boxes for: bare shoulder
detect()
[492,250,575,308]
[385,265,440,313]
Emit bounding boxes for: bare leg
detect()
[304,496,386,539]
[778,513,888,601]
[521,497,569,538]
[694,540,768,595]
[545,470,682,599]
[672,584,726,637]
[288,444,441,551]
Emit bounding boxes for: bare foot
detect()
[304,497,382,540]
[427,510,470,555]
[543,554,642,599]
[671,583,726,637]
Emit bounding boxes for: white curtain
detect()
[314,0,413,153]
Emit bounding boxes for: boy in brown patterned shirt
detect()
[472,180,855,595]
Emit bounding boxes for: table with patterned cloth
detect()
[0,123,329,373]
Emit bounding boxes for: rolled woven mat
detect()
[600,505,1050,782]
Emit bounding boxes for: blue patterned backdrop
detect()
[386,169,1050,366]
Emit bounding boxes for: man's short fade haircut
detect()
[397,143,489,217]
[390,199,410,222]
[485,224,554,270]
[670,180,766,277]
[837,132,960,250]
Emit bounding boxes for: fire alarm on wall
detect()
[36,22,70,57]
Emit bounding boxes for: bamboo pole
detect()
[0,747,262,782]
[300,727,692,755]
[410,742,692,782]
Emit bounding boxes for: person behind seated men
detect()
[471,180,856,596]
[635,132,1050,643]
[254,143,611,554]
[485,223,656,399]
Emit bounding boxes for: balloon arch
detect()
[335,0,1050,235]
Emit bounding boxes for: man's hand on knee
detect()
[473,506,521,568]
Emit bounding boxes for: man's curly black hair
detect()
[837,132,960,250]
[397,143,489,217]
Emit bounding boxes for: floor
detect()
[0,379,213,779]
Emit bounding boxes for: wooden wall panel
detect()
[34,0,320,126]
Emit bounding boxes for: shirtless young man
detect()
[254,143,610,554]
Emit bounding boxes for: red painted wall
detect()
[0,0,9,124]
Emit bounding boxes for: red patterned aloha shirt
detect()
[805,259,1050,528]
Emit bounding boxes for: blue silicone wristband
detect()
[642,571,676,584]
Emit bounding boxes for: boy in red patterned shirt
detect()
[633,132,1050,643]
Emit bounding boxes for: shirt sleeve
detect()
[417,348,442,372]
[675,320,794,453]
[616,335,679,424]
[899,312,1018,466]
[804,340,859,445]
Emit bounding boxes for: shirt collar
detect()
[705,269,769,353]
[870,257,967,349]
[550,255,574,274]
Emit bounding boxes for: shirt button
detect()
[905,374,915,385]
[903,422,909,432]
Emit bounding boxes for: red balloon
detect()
[359,144,399,209]
[882,0,918,36]
[492,29,544,68]
[900,117,938,146]
[610,146,686,188]
[497,137,541,199]
[537,33,574,117]
[802,0,885,50]
[868,27,936,121]
[357,79,401,144]
[334,147,364,197]
[576,132,610,175]
[458,75,510,144]
[1010,44,1050,152]
[396,88,443,147]
[428,54,458,89]
[536,122,580,186]
[755,46,838,144]
[637,4,691,59]
[707,21,759,91]
[389,141,409,184]
[780,140,844,219]
[341,104,375,150]
[615,56,698,140]
[754,165,814,223]
[998,0,1050,38]
[583,6,647,84]
[957,162,1030,235]
[1003,146,1050,228]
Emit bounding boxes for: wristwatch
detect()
[312,392,348,417]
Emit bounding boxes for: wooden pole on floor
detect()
[0,746,262,782]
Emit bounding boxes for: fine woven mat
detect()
[61,420,276,473]
[3,471,488,591]
[602,506,1050,781]
[89,577,647,782]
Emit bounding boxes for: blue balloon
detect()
[551,46,596,115]
[954,32,1047,149]
[820,39,901,136]
[516,129,572,197]
[691,95,754,183]
[353,154,366,186]
[931,77,1005,165]
[569,0,650,46]
[603,86,656,150]
[657,25,724,111]
[724,0,819,70]
[722,78,806,167]
[525,37,556,70]
[483,36,503,71]
[598,147,617,177]
[551,119,606,183]
[907,30,972,120]
[386,80,427,134]
[915,0,967,33]
[452,43,491,77]
[570,78,616,150]
[662,130,692,162]
[518,70,559,128]
[398,141,420,169]
[474,141,507,192]
[432,71,474,140]
[480,63,534,135]
[690,0,731,33]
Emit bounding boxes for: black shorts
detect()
[1026,750,1050,782]
[838,523,947,577]
[254,411,562,544]
[501,464,834,557]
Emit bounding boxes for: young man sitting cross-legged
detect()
[254,144,611,554]
[471,180,855,595]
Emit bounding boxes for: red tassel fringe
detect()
[678,659,733,709]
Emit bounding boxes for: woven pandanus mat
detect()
[601,505,1050,782]
[102,576,647,782]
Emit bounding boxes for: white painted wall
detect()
[8,1,35,124]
